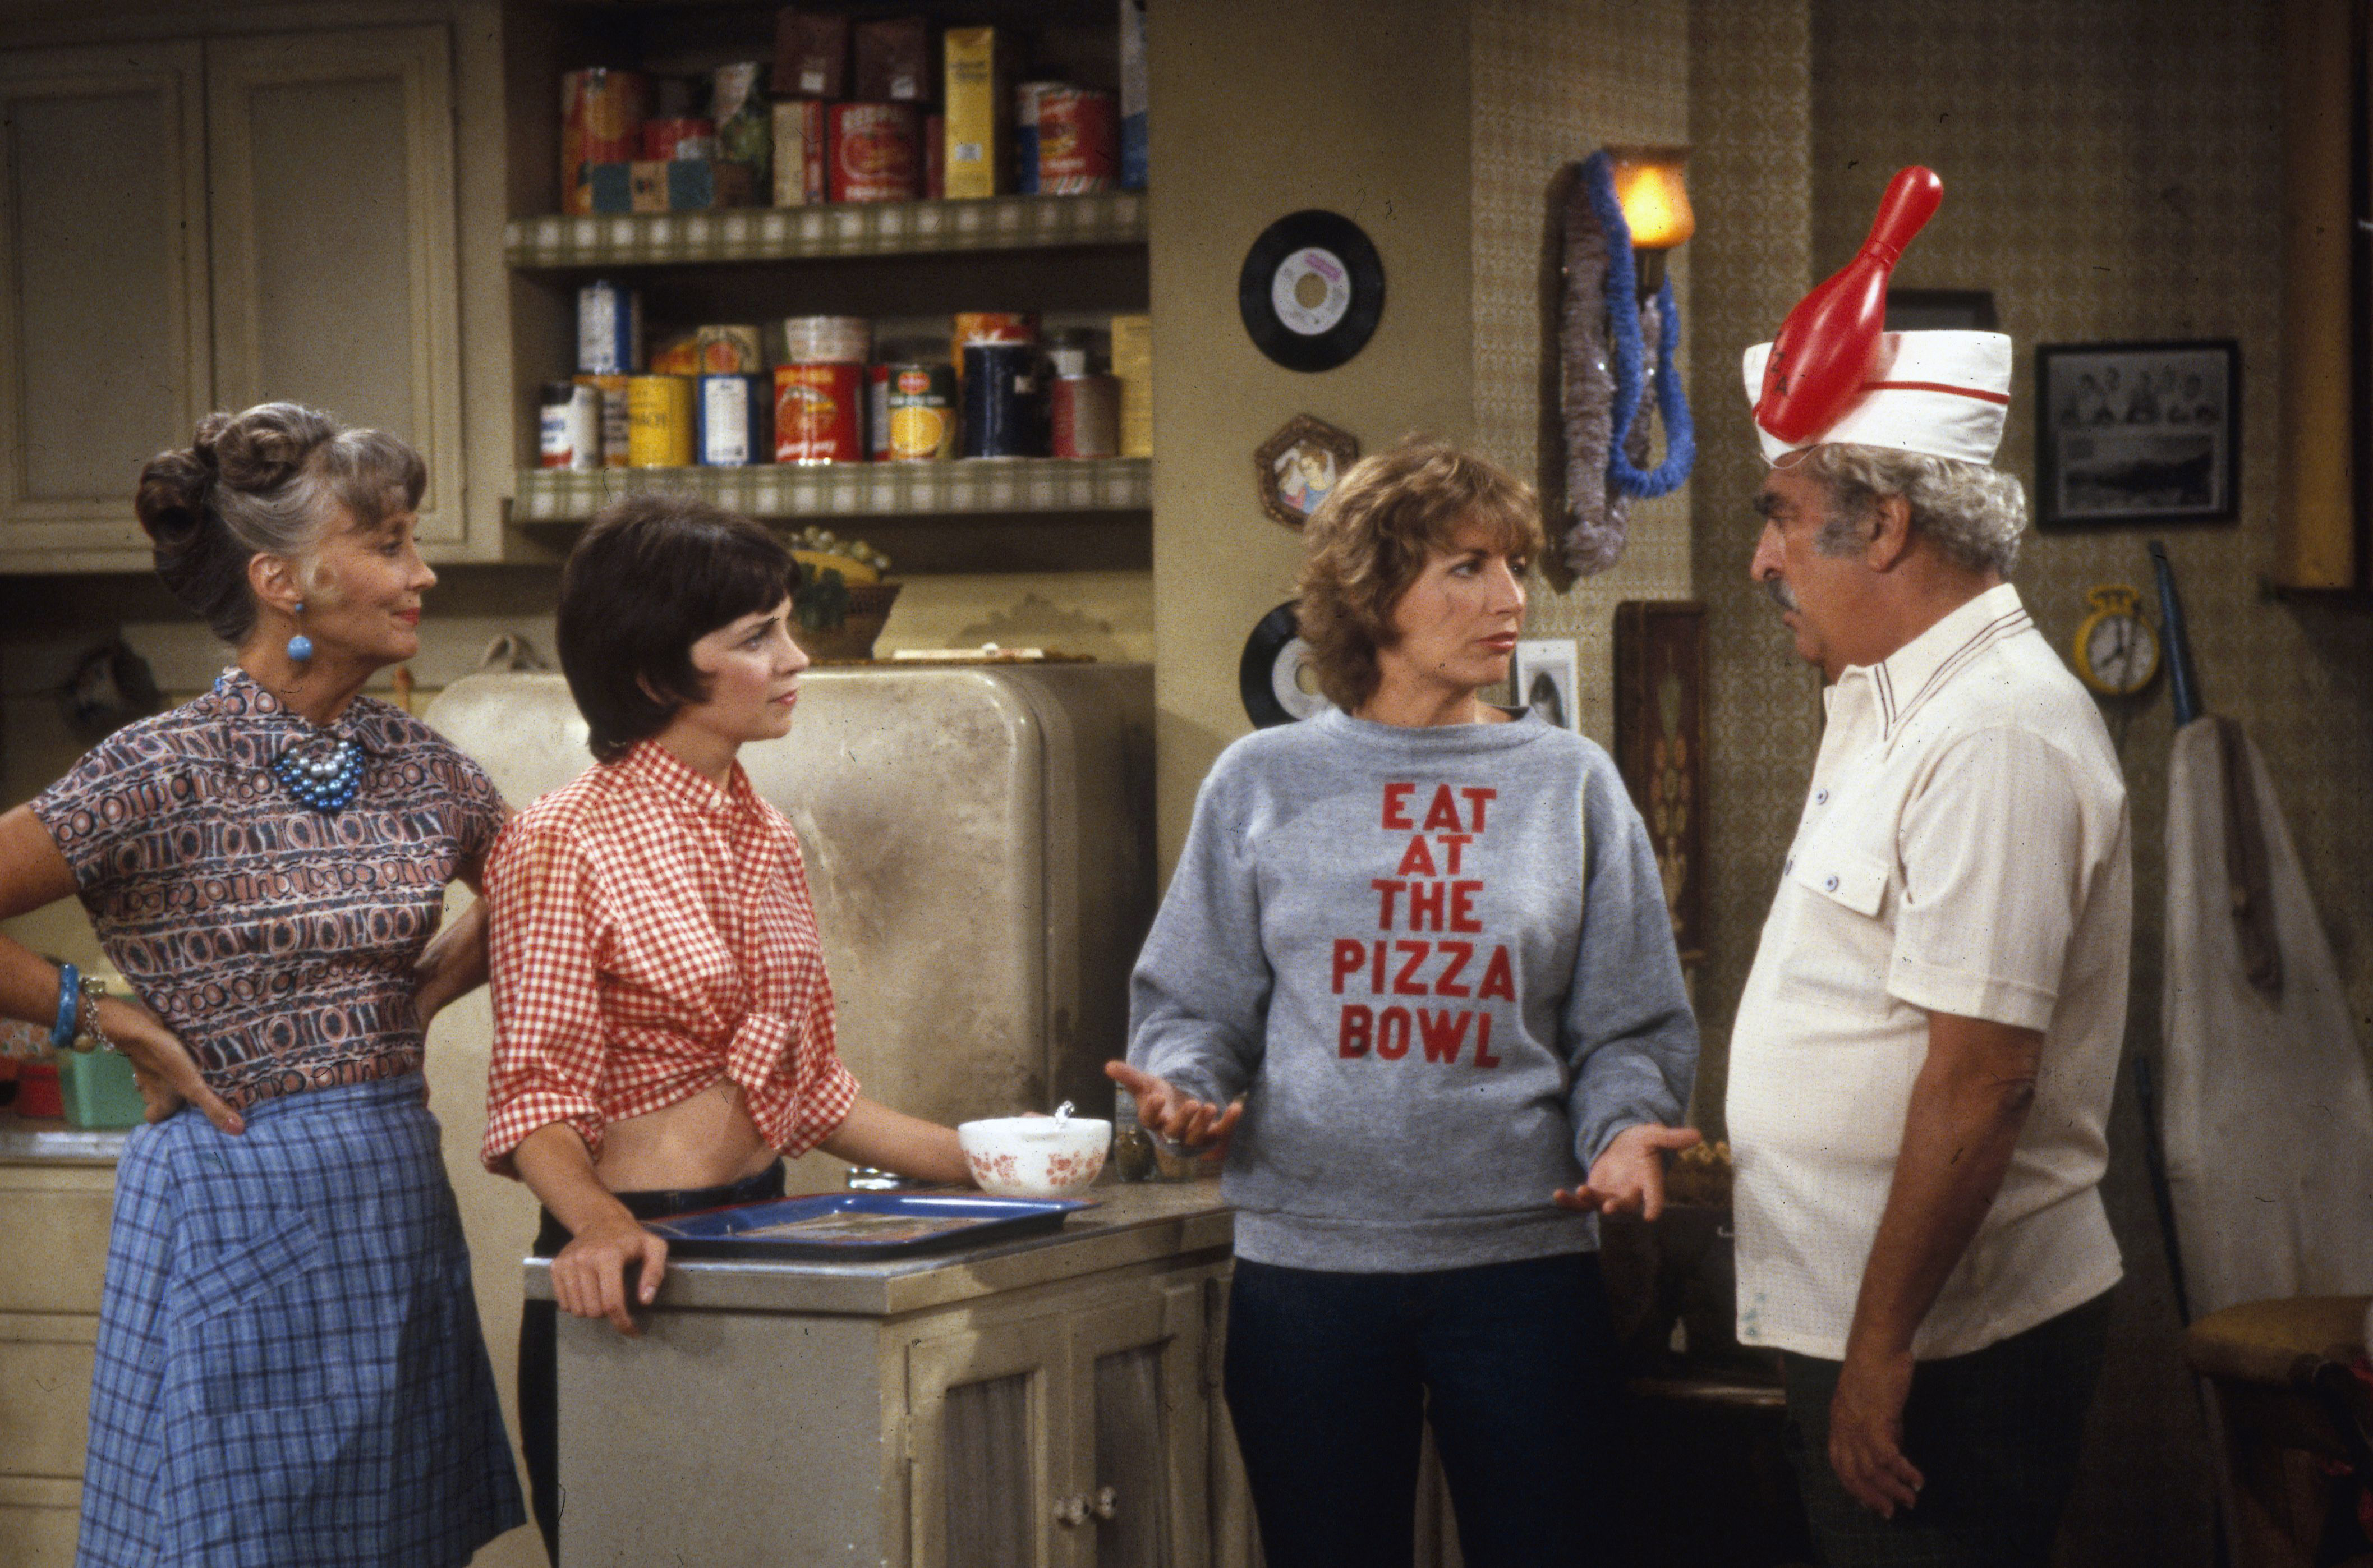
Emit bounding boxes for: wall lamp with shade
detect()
[1557,143,1696,576]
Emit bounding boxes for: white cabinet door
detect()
[206,24,465,544]
[0,40,209,569]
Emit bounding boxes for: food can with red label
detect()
[885,362,959,461]
[697,373,771,466]
[829,103,922,203]
[1050,373,1119,458]
[562,68,647,215]
[774,362,865,463]
[642,117,714,160]
[539,381,601,470]
[626,375,694,467]
[1013,81,1064,195]
[1037,87,1117,194]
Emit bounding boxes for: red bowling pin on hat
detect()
[1753,165,1944,444]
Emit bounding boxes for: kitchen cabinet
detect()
[0,3,510,571]
[0,1130,123,1563]
[0,42,210,569]
[204,25,467,547]
[535,1182,1259,1568]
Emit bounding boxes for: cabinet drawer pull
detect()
[1054,1493,1089,1527]
[1091,1486,1120,1520]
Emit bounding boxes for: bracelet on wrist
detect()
[48,962,80,1051]
[72,976,114,1054]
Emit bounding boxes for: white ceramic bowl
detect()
[958,1115,1111,1198]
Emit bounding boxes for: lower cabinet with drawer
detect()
[0,1151,118,1567]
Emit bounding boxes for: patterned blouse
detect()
[31,667,505,1111]
[480,739,858,1171]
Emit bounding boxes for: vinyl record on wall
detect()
[1238,210,1386,372]
[1240,601,1333,728]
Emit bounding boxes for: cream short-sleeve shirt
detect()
[1727,583,2131,1360]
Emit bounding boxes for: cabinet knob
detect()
[1054,1494,1089,1528]
[1091,1486,1120,1520]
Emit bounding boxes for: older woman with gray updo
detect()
[0,402,525,1565]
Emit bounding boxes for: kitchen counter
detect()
[0,1112,130,1163]
[524,1176,1233,1317]
[535,1177,1254,1567]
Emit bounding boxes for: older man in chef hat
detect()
[1726,325,2133,1566]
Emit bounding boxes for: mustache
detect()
[1765,578,1800,613]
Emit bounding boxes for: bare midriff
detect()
[594,1077,783,1193]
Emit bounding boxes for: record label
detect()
[1271,247,1351,337]
[1240,211,1385,373]
[1240,601,1333,728]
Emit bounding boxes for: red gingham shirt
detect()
[481,739,858,1172]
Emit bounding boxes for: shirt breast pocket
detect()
[1776,842,1896,1019]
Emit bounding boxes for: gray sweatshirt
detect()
[1129,707,1698,1272]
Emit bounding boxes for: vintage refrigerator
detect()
[418,663,1154,1562]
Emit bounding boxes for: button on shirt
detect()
[1727,583,2131,1360]
[481,740,858,1170]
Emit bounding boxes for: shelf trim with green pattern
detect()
[505,191,1147,268]
[512,458,1151,521]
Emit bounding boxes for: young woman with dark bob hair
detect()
[0,403,525,1565]
[1110,436,1700,1567]
[482,491,971,1559]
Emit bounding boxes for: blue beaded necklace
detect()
[270,737,363,812]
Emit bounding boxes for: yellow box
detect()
[1110,313,1151,458]
[627,375,694,467]
[942,26,1009,200]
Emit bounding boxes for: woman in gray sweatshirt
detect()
[1111,436,1698,1568]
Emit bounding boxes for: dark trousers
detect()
[518,1163,786,1565]
[1221,1250,1629,1568]
[1781,1288,2115,1568]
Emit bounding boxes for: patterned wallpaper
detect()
[1471,0,1695,746]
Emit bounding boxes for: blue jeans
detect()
[1222,1250,1629,1568]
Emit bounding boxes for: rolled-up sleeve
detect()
[1888,728,2085,1032]
[482,819,613,1172]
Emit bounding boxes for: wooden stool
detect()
[2183,1295,2372,1568]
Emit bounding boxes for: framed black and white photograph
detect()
[1511,637,1580,733]
[2035,340,2239,528]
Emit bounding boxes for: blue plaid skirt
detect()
[77,1076,526,1567]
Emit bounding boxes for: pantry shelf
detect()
[512,457,1151,521]
[505,190,1146,269]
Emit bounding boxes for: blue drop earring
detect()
[286,601,313,664]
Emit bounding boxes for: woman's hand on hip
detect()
[98,996,244,1135]
[1103,1060,1241,1150]
[1552,1121,1702,1220]
[550,1214,669,1337]
[411,895,489,1031]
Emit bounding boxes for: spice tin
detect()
[774,362,864,463]
[539,381,601,470]
[1037,87,1117,194]
[1013,81,1064,195]
[780,315,871,365]
[697,374,771,466]
[885,361,959,461]
[962,342,1038,458]
[771,100,827,206]
[830,103,922,203]
[577,280,642,375]
[626,375,693,467]
[574,374,631,468]
[1050,373,1119,458]
[561,68,647,216]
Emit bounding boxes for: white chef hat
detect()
[1741,330,2013,466]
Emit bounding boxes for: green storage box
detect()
[58,1049,144,1129]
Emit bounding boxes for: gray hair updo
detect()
[134,402,427,643]
[1800,443,2029,578]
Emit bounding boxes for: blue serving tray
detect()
[644,1191,1095,1259]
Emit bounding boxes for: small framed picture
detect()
[2035,340,2239,528]
[1254,415,1360,530]
[1511,637,1580,733]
